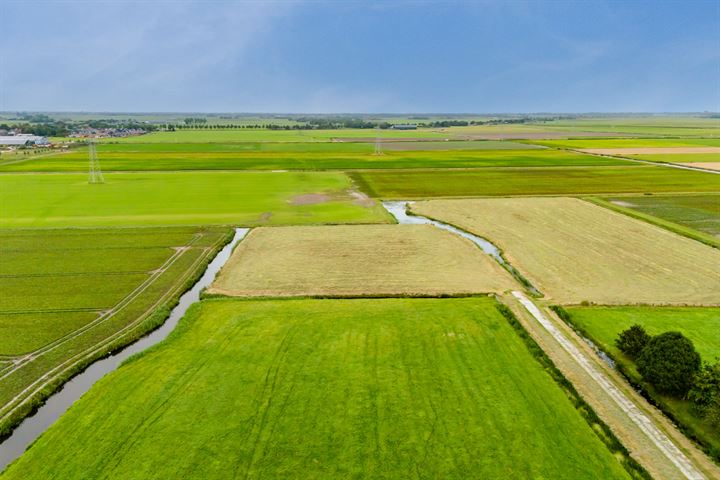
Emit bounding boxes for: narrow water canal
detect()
[0,228,249,471]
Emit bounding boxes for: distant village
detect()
[0,127,146,151]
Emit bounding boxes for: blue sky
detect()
[2,0,719,113]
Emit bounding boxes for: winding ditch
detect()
[382,201,541,296]
[0,228,250,471]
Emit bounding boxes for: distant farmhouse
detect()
[391,124,417,130]
[0,134,50,147]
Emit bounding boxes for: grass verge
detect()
[551,305,720,463]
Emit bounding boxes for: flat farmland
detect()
[534,117,720,137]
[1,298,631,479]
[563,306,720,456]
[377,139,541,150]
[581,147,720,156]
[92,140,538,152]
[351,165,720,198]
[0,226,232,436]
[0,147,627,172]
[0,171,390,228]
[680,162,720,171]
[565,306,720,363]
[530,138,720,149]
[101,128,449,143]
[208,225,517,297]
[624,153,720,165]
[411,197,720,305]
[600,194,720,242]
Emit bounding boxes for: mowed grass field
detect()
[208,225,517,297]
[411,197,720,305]
[1,298,631,480]
[0,147,626,172]
[0,226,232,434]
[563,306,720,456]
[600,194,720,241]
[0,172,390,228]
[351,165,720,198]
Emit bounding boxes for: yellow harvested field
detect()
[579,147,720,155]
[681,162,720,171]
[208,224,517,297]
[412,197,720,305]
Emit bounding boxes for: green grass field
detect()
[565,306,720,363]
[100,128,449,143]
[351,165,720,198]
[534,117,720,137]
[0,147,626,172]
[88,140,537,153]
[1,298,630,479]
[563,306,720,456]
[0,171,390,227]
[600,194,720,240]
[529,138,720,149]
[0,226,232,438]
[0,226,228,356]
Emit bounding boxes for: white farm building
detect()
[0,134,50,147]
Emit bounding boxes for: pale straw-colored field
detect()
[209,224,517,297]
[412,197,720,305]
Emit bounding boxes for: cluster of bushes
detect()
[616,326,719,427]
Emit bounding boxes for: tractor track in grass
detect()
[0,233,222,428]
[0,237,200,382]
[507,291,719,480]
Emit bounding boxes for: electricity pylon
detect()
[374,127,383,155]
[88,140,105,184]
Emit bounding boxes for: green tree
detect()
[615,324,651,358]
[688,361,720,427]
[637,332,701,396]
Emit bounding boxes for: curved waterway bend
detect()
[382,201,540,296]
[0,227,250,471]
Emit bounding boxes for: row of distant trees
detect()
[616,326,719,427]
[162,116,563,131]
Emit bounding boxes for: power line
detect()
[88,140,104,184]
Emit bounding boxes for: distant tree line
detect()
[184,117,208,125]
[160,115,570,131]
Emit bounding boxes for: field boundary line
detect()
[511,290,707,480]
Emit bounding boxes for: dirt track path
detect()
[505,291,719,480]
[0,234,217,427]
